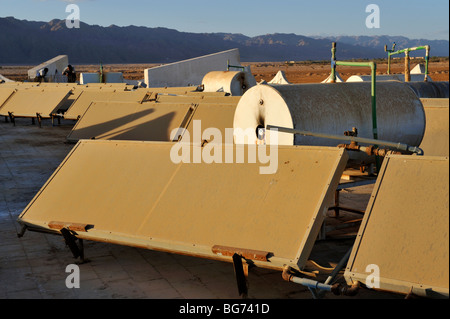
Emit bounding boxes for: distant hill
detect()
[314,35,449,58]
[0,17,448,64]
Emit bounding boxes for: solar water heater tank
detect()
[233,82,426,164]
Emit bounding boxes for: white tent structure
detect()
[321,71,344,83]
[0,74,14,83]
[268,70,291,84]
[411,64,425,74]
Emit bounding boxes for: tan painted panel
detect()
[63,90,149,120]
[148,86,198,94]
[421,98,449,108]
[57,86,127,114]
[66,101,193,142]
[19,142,181,233]
[36,83,78,88]
[18,141,348,271]
[0,82,39,88]
[0,87,71,118]
[156,94,239,104]
[56,89,84,113]
[420,99,449,156]
[0,88,16,110]
[79,86,128,91]
[345,155,449,298]
[146,88,232,102]
[181,103,237,143]
[85,83,129,88]
[186,91,229,97]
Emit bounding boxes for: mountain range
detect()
[0,17,448,64]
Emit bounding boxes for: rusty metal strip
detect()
[212,245,271,262]
[48,221,94,232]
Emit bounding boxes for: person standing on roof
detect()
[63,65,77,83]
[36,67,48,83]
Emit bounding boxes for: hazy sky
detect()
[1,0,449,40]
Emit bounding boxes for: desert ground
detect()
[1,59,448,83]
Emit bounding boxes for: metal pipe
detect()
[425,45,430,82]
[291,277,334,292]
[405,50,411,82]
[384,43,396,75]
[387,52,390,75]
[339,282,360,297]
[328,43,378,142]
[389,45,430,56]
[340,143,401,157]
[282,266,338,294]
[282,266,360,298]
[317,246,354,298]
[266,125,424,156]
[334,61,378,142]
[330,46,380,169]
[386,45,431,82]
[324,247,353,286]
[331,42,337,83]
[227,59,245,71]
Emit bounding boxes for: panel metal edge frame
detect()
[171,103,198,141]
[48,90,72,118]
[66,101,196,143]
[0,89,71,119]
[67,99,144,139]
[293,148,349,270]
[0,88,17,115]
[344,154,450,298]
[17,141,84,222]
[17,143,350,272]
[63,90,87,120]
[345,273,449,299]
[66,101,111,142]
[344,154,391,288]
[52,228,291,271]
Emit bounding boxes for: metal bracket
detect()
[36,113,42,128]
[212,245,272,299]
[329,189,366,218]
[232,253,249,299]
[60,228,87,263]
[49,221,93,263]
[17,224,27,238]
[51,114,62,126]
[8,112,15,126]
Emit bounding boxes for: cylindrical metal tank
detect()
[406,81,449,98]
[202,71,254,96]
[233,82,426,150]
[346,74,428,82]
